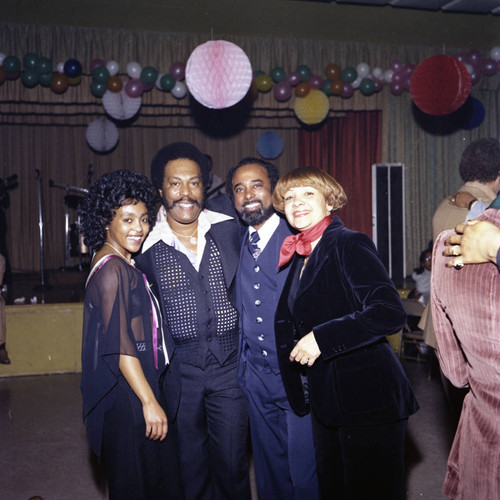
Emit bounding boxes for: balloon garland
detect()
[1,46,499,127]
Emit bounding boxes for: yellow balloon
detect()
[68,75,81,86]
[255,74,273,92]
[294,89,330,125]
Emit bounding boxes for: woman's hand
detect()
[289,331,321,367]
[142,400,169,441]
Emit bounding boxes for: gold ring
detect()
[451,245,461,256]
[454,257,464,269]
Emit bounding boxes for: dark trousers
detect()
[311,413,408,500]
[243,358,319,500]
[177,352,250,500]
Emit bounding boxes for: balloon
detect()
[125,78,144,98]
[89,58,106,73]
[254,70,265,78]
[392,71,404,84]
[340,67,356,84]
[462,97,485,130]
[329,79,344,95]
[38,72,53,87]
[0,67,6,85]
[244,79,259,102]
[270,67,286,83]
[372,67,384,79]
[490,47,500,62]
[160,73,176,91]
[169,61,186,81]
[402,64,415,76]
[324,63,341,80]
[50,73,69,93]
[351,76,362,89]
[480,58,497,76]
[5,71,20,80]
[86,118,119,153]
[359,77,375,96]
[90,81,107,98]
[64,59,82,78]
[390,82,403,96]
[356,62,370,78]
[321,79,332,96]
[383,69,394,83]
[340,83,354,99]
[92,66,110,84]
[21,69,38,88]
[296,65,312,82]
[390,60,403,72]
[171,80,187,99]
[143,82,154,92]
[470,70,481,86]
[409,55,471,115]
[36,57,52,75]
[56,61,65,73]
[255,74,273,92]
[465,49,482,69]
[286,71,300,87]
[106,60,120,76]
[103,89,142,120]
[126,61,142,78]
[273,81,292,102]
[257,131,284,159]
[308,75,323,89]
[140,66,158,85]
[23,53,38,70]
[2,56,21,74]
[373,77,383,92]
[185,40,252,109]
[0,53,5,65]
[107,75,123,93]
[294,89,330,125]
[68,75,81,86]
[294,81,310,98]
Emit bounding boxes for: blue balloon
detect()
[462,98,485,130]
[64,59,82,78]
[257,131,284,159]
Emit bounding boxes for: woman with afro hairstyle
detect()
[79,169,183,499]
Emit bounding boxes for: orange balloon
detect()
[295,82,310,98]
[50,73,69,93]
[329,79,345,95]
[325,63,341,80]
[244,79,259,102]
[107,75,123,93]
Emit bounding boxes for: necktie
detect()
[248,231,261,260]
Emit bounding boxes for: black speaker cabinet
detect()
[372,163,406,282]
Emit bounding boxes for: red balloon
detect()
[409,55,471,115]
[50,73,69,93]
[295,82,310,98]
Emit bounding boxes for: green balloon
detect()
[160,73,175,91]
[360,77,375,96]
[21,69,39,88]
[270,67,286,83]
[36,57,52,75]
[3,56,21,75]
[296,65,312,82]
[90,81,107,98]
[92,66,110,84]
[23,53,38,70]
[39,71,53,87]
[321,79,332,96]
[341,67,357,84]
[141,66,158,85]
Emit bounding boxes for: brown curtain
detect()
[298,111,381,237]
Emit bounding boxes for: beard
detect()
[239,201,274,227]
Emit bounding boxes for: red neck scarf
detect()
[278,216,331,267]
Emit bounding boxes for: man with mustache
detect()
[227,158,318,500]
[136,142,250,500]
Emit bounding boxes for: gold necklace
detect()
[104,242,133,264]
[170,226,198,245]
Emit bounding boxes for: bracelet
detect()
[468,198,477,210]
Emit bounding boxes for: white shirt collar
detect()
[248,213,280,252]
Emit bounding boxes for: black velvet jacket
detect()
[275,217,419,426]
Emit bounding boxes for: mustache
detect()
[165,197,202,210]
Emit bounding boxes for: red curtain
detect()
[298,111,381,237]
